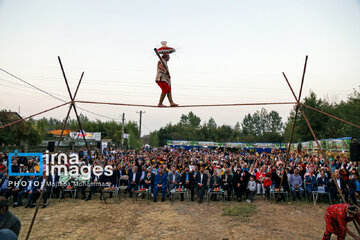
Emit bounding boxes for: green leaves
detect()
[284,87,360,142]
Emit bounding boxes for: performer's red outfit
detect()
[155,58,171,94]
[156,80,171,94]
[323,203,360,240]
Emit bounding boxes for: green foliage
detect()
[241,108,283,141]
[0,110,41,145]
[149,109,285,147]
[284,87,360,142]
[149,132,160,147]
[0,111,142,148]
[126,121,142,149]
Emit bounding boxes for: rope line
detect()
[301,103,360,129]
[75,100,297,108]
[0,102,70,129]
[0,67,116,120]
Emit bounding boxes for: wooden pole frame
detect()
[282,56,360,236]
[276,56,307,201]
[25,57,98,240]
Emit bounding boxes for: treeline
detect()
[0,113,142,149]
[149,109,284,146]
[283,88,360,142]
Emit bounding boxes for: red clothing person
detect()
[155,41,178,107]
[323,203,360,240]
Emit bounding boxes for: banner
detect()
[69,132,101,141]
[101,142,108,151]
[167,140,284,149]
[168,137,351,151]
[289,137,351,152]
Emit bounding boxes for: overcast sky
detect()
[0,0,359,136]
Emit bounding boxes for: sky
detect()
[0,0,359,136]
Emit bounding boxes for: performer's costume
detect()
[155,41,175,94]
[323,203,360,240]
[155,60,171,94]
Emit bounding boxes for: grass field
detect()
[10,195,349,240]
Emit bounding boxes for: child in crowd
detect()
[247,176,256,202]
[263,173,273,200]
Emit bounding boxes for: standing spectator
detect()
[221,168,233,201]
[263,173,273,200]
[256,166,266,195]
[232,168,246,202]
[246,176,256,202]
[195,166,208,203]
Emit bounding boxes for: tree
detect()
[125,121,142,149]
[241,108,284,142]
[0,110,41,146]
[149,132,160,147]
[179,112,201,128]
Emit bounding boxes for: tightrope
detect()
[75,100,297,108]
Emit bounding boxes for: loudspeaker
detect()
[96,141,101,149]
[350,142,360,162]
[48,141,55,152]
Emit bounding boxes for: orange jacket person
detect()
[155,41,178,107]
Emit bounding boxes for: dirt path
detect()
[11,197,345,240]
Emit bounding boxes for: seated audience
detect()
[289,168,304,201]
[153,167,168,202]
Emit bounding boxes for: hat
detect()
[157,41,175,54]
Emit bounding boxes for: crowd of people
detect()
[0,147,359,208]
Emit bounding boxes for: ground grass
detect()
[222,202,257,220]
[13,197,341,239]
